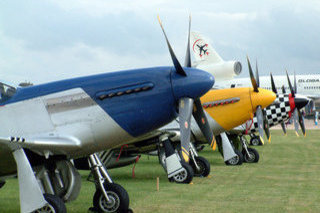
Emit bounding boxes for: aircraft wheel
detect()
[93,182,129,213]
[170,162,194,184]
[190,156,210,177]
[243,148,259,163]
[33,194,66,213]
[225,149,243,166]
[250,136,262,146]
[0,181,5,189]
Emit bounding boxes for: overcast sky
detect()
[0,0,320,85]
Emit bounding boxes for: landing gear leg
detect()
[240,136,259,163]
[219,134,243,166]
[159,138,193,184]
[189,143,210,177]
[88,153,130,213]
[12,148,67,213]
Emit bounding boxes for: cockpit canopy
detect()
[0,82,17,103]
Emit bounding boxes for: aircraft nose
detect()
[171,67,214,101]
[250,88,276,110]
[294,95,310,110]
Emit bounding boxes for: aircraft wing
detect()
[0,136,81,156]
[303,95,320,111]
[306,95,320,99]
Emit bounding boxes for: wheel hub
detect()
[252,138,260,146]
[99,191,120,212]
[195,161,205,176]
[245,152,255,162]
[173,168,187,182]
[228,155,239,165]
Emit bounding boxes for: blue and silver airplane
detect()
[0,17,214,213]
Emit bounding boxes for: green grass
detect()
[1,130,320,212]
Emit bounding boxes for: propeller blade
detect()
[297,110,306,136]
[280,122,287,135]
[294,71,297,94]
[255,59,260,87]
[192,99,215,148]
[184,15,192,68]
[263,111,271,143]
[256,106,264,138]
[286,70,295,97]
[270,73,277,94]
[247,56,259,92]
[293,108,299,136]
[157,16,187,76]
[282,85,286,94]
[178,97,194,162]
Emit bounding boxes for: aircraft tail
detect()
[190,31,223,65]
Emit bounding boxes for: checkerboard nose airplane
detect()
[231,71,309,146]
[0,17,215,213]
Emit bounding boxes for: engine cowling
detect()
[196,61,242,81]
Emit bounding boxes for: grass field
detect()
[1,130,320,212]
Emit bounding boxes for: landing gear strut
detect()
[225,149,243,166]
[88,153,130,213]
[35,159,81,202]
[189,143,210,177]
[12,148,68,213]
[158,138,194,184]
[240,136,259,163]
[217,134,243,166]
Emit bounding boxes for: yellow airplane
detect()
[202,86,275,135]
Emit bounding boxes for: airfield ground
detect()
[0,130,320,212]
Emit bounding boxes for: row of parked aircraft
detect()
[0,16,314,213]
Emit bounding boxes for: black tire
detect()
[190,156,210,177]
[250,136,262,146]
[169,162,194,184]
[93,182,129,213]
[33,194,67,213]
[225,149,243,166]
[243,148,260,163]
[0,181,5,189]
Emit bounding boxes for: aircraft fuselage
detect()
[0,66,214,177]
